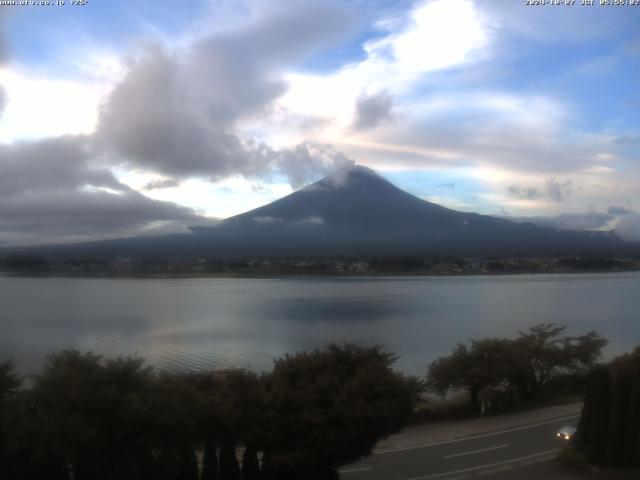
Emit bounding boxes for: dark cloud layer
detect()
[0,136,117,197]
[0,190,200,244]
[0,137,204,246]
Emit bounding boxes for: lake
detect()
[1,272,638,376]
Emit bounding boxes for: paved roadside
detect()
[339,403,585,479]
[375,403,583,453]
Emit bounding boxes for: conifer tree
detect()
[587,366,611,464]
[260,451,275,480]
[626,379,640,466]
[605,369,634,465]
[201,432,218,480]
[577,368,595,441]
[177,447,198,480]
[241,445,260,480]
[219,435,240,480]
[155,449,179,480]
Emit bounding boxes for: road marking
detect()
[478,465,514,476]
[339,467,372,474]
[444,444,508,459]
[405,449,560,480]
[375,414,579,454]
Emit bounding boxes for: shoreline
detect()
[2,267,639,280]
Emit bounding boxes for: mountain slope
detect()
[187,165,623,257]
[4,165,627,258]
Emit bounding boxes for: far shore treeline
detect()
[0,326,638,479]
[2,253,640,277]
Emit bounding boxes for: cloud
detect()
[0,189,200,246]
[379,0,488,73]
[0,85,6,117]
[0,136,204,246]
[0,8,7,64]
[607,205,633,215]
[96,0,361,186]
[300,215,324,225]
[613,134,640,147]
[353,90,394,131]
[507,178,573,202]
[504,212,615,232]
[0,136,118,198]
[340,90,619,176]
[143,178,181,190]
[545,179,573,202]
[479,0,637,44]
[273,142,353,188]
[508,185,540,200]
[0,0,362,246]
[279,0,489,128]
[0,10,8,118]
[616,214,640,242]
[252,216,282,225]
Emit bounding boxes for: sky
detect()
[0,0,639,246]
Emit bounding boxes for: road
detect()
[339,414,580,480]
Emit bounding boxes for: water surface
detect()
[1,272,638,375]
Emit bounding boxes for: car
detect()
[556,426,577,441]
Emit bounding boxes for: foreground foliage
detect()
[0,345,420,480]
[427,323,607,412]
[577,346,640,467]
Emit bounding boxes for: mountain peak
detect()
[306,164,390,192]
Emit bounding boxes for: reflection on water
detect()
[1,272,639,375]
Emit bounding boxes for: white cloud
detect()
[252,215,283,224]
[277,0,489,135]
[0,68,107,142]
[385,0,487,72]
[301,215,324,225]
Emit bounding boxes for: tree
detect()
[605,361,636,465]
[428,324,608,411]
[0,361,23,477]
[580,366,611,463]
[0,361,21,400]
[177,447,198,480]
[262,344,421,477]
[428,339,519,412]
[190,368,264,446]
[218,434,241,480]
[201,431,218,480]
[625,378,640,466]
[30,350,159,480]
[147,372,201,462]
[577,346,640,467]
[515,323,606,398]
[241,445,260,480]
